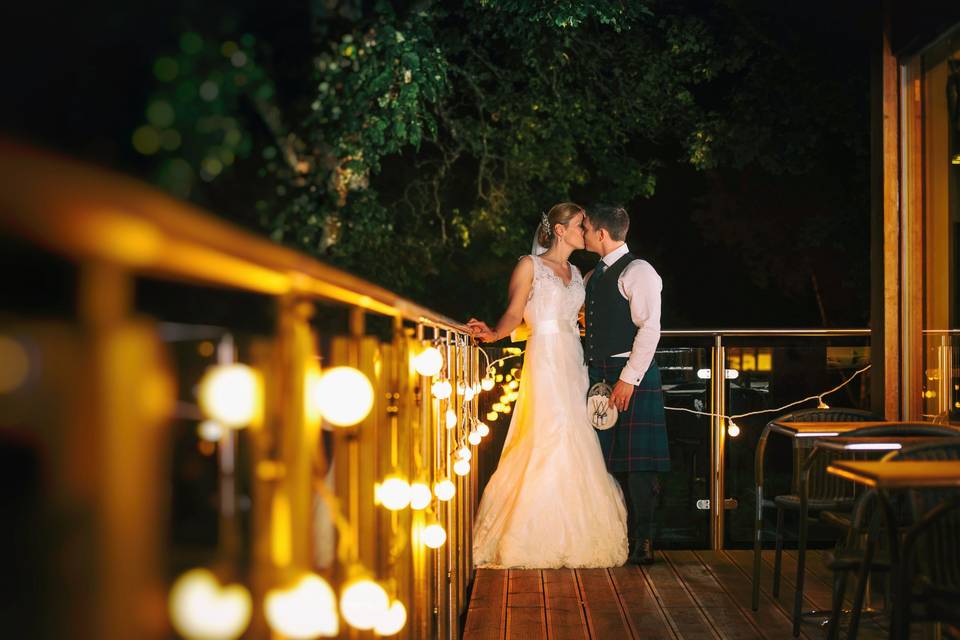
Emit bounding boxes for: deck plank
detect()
[643,552,718,639]
[464,568,507,640]
[505,569,545,639]
[694,550,811,640]
[576,568,634,640]
[542,569,589,640]
[609,565,677,640]
[663,550,764,639]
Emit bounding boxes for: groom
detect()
[582,204,670,565]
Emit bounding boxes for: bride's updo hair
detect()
[537,202,584,249]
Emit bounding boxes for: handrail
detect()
[0,141,468,333]
[661,328,870,337]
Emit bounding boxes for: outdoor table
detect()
[751,420,894,610]
[826,460,960,638]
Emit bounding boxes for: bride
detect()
[467,202,628,568]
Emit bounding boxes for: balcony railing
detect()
[0,142,484,640]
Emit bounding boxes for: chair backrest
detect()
[803,425,958,501]
[884,441,960,592]
[775,407,880,424]
[770,407,881,494]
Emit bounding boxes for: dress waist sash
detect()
[529,319,578,336]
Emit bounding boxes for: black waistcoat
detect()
[584,252,638,361]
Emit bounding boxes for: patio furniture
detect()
[819,436,960,639]
[789,424,957,636]
[826,455,960,638]
[751,407,880,610]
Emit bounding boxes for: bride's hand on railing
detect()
[467,318,497,343]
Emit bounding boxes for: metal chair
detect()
[821,435,960,639]
[892,441,960,638]
[790,423,958,636]
[752,407,878,611]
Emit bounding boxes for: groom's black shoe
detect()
[636,538,655,565]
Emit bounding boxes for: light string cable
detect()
[482,346,872,425]
[663,364,873,424]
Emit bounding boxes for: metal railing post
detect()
[710,334,726,550]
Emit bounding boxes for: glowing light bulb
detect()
[727,420,741,438]
[376,476,411,510]
[456,382,466,395]
[408,482,432,510]
[373,599,407,636]
[423,523,447,548]
[468,430,481,446]
[198,420,224,442]
[265,573,338,638]
[508,380,519,390]
[817,398,830,409]
[445,409,457,429]
[492,403,506,412]
[433,479,456,501]
[453,459,470,476]
[310,367,374,427]
[481,377,495,391]
[199,364,262,428]
[340,577,389,631]
[413,347,443,377]
[464,387,475,401]
[477,422,490,437]
[169,568,252,640]
[431,380,452,400]
[486,411,498,422]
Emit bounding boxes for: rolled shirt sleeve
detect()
[617,260,662,385]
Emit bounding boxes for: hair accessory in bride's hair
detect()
[540,210,550,235]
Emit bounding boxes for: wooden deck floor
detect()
[463,550,898,640]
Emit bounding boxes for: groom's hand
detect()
[610,380,635,411]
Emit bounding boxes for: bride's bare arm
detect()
[476,257,534,342]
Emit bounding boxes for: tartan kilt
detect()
[589,357,671,473]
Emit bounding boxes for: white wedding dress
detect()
[472,254,628,568]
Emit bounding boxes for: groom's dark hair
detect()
[586,204,630,241]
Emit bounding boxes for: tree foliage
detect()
[136,0,867,320]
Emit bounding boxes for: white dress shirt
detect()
[596,243,662,385]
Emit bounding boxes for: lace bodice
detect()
[523,254,584,334]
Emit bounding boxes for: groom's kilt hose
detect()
[588,358,671,473]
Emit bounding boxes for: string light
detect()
[477,422,490,437]
[376,476,411,511]
[413,347,443,377]
[481,377,495,391]
[340,575,389,630]
[455,446,472,462]
[453,459,470,476]
[373,599,407,636]
[431,380,452,400]
[433,479,456,501]
[309,366,375,427]
[199,364,262,428]
[422,521,447,548]
[727,419,741,438]
[265,574,338,638]
[408,482,432,510]
[197,419,224,442]
[169,568,252,640]
[445,409,457,429]
[468,430,481,446]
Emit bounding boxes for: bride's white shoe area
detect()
[472,256,628,569]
